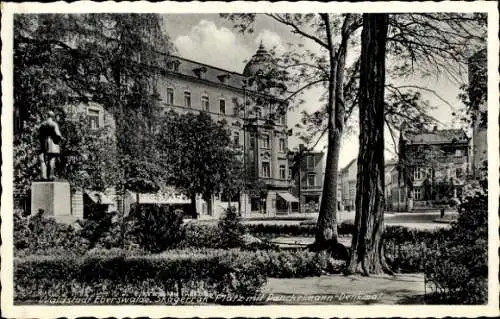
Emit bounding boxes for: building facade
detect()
[384,160,397,211]
[289,147,325,213]
[15,44,295,221]
[340,158,357,212]
[394,127,470,211]
[154,44,294,218]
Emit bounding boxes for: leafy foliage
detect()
[14,248,330,303]
[126,205,185,253]
[14,14,172,194]
[424,192,488,304]
[158,111,242,212]
[14,210,89,256]
[217,207,246,248]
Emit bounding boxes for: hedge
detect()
[14,248,330,304]
[244,220,355,238]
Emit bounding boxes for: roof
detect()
[405,129,469,145]
[169,55,248,90]
[166,44,285,99]
[341,158,357,173]
[243,42,275,76]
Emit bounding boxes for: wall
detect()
[341,159,357,210]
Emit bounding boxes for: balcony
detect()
[259,177,292,188]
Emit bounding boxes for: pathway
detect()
[262,273,426,305]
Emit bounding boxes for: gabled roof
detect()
[405,129,469,145]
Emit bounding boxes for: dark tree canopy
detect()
[158,111,242,216]
[14,14,173,193]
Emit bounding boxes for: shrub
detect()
[423,193,487,304]
[338,219,355,236]
[77,206,117,249]
[217,207,245,248]
[14,210,88,256]
[14,248,330,303]
[127,205,184,253]
[178,222,221,248]
[245,224,316,238]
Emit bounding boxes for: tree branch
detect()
[266,13,329,49]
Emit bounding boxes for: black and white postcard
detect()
[1,1,498,318]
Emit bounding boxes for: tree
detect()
[346,13,485,275]
[222,13,362,248]
[13,107,120,195]
[158,111,241,218]
[13,14,172,195]
[346,14,391,275]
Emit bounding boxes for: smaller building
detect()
[384,160,397,211]
[340,158,357,212]
[395,126,470,211]
[289,145,325,213]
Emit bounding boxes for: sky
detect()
[162,14,466,169]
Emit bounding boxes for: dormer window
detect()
[193,66,207,79]
[218,74,231,83]
[167,60,180,72]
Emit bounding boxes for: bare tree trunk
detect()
[314,14,350,249]
[346,13,392,275]
[316,57,340,245]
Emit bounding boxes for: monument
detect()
[31,111,72,222]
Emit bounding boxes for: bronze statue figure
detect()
[38,111,63,180]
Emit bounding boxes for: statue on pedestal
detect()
[38,111,63,180]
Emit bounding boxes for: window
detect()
[201,96,209,111]
[88,109,100,129]
[279,165,286,180]
[307,155,315,169]
[233,131,240,146]
[255,107,262,118]
[262,162,270,177]
[456,167,464,178]
[279,114,285,125]
[288,169,292,179]
[349,181,356,200]
[262,134,270,148]
[413,187,422,200]
[168,60,180,72]
[413,166,423,180]
[166,88,174,105]
[308,173,316,186]
[250,197,260,211]
[219,99,226,114]
[184,91,191,107]
[455,149,463,157]
[279,138,285,152]
[249,136,255,149]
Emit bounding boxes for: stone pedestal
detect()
[31,181,72,222]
